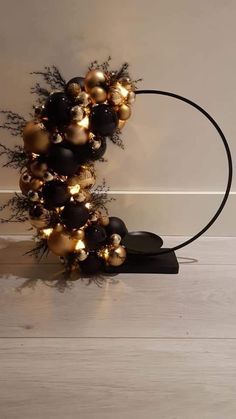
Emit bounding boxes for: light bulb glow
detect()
[69,184,80,195]
[42,228,53,237]
[78,115,89,129]
[75,240,85,251]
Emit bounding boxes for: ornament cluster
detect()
[18,62,137,275]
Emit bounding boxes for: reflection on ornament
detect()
[110,233,121,247]
[77,249,88,261]
[72,229,85,240]
[70,105,84,122]
[75,239,85,251]
[41,228,53,238]
[78,115,90,129]
[116,82,129,99]
[84,69,106,92]
[68,183,80,196]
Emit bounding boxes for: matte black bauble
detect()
[85,225,107,249]
[89,137,107,161]
[47,144,80,176]
[89,104,118,136]
[79,253,103,275]
[44,92,72,127]
[42,180,70,209]
[61,202,90,229]
[106,217,128,238]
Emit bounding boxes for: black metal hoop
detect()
[135,89,233,254]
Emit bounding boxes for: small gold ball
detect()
[108,88,124,106]
[66,82,81,98]
[23,121,50,154]
[99,214,109,226]
[84,69,106,92]
[118,104,132,121]
[127,91,136,105]
[90,86,107,103]
[65,123,89,145]
[30,160,48,179]
[118,119,126,130]
[107,245,127,267]
[110,233,121,247]
[70,106,84,122]
[47,230,77,257]
[19,172,43,196]
[72,229,85,240]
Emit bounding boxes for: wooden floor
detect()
[0,236,236,419]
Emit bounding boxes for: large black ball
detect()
[44,92,72,127]
[90,104,118,136]
[106,217,128,238]
[47,144,80,176]
[62,202,90,229]
[42,180,70,209]
[79,253,103,275]
[85,225,107,249]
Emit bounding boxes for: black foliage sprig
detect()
[30,65,66,90]
[91,179,115,214]
[0,193,30,223]
[0,144,27,170]
[0,110,26,137]
[24,238,49,260]
[110,128,124,149]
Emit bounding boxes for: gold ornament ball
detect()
[110,233,121,247]
[19,172,43,196]
[66,82,81,98]
[70,106,84,122]
[90,86,107,103]
[72,229,85,241]
[47,230,77,257]
[23,121,50,154]
[118,104,132,121]
[76,91,90,107]
[65,123,89,145]
[108,88,123,106]
[74,190,91,203]
[29,205,50,229]
[118,119,126,130]
[84,69,106,92]
[119,77,133,91]
[30,160,48,179]
[107,245,127,267]
[127,91,136,105]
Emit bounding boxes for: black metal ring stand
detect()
[135,89,233,255]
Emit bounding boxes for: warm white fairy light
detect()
[78,115,89,129]
[75,240,86,251]
[42,228,53,237]
[68,184,80,195]
[85,202,92,209]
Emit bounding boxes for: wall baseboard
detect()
[0,191,235,236]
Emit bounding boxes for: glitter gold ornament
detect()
[23,121,50,154]
[66,82,81,98]
[90,86,107,103]
[47,229,77,257]
[127,91,136,105]
[29,204,51,229]
[68,167,95,189]
[30,160,48,179]
[70,106,84,122]
[107,245,127,266]
[65,123,89,145]
[19,172,43,195]
[84,69,106,92]
[108,88,123,106]
[118,104,132,121]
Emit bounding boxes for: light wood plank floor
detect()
[0,236,236,419]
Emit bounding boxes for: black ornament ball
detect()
[106,217,128,238]
[44,92,72,127]
[90,104,118,136]
[85,225,107,249]
[62,202,90,229]
[42,180,70,209]
[47,144,80,176]
[79,253,103,275]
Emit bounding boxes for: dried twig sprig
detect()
[0,110,26,137]
[24,238,49,260]
[30,65,66,90]
[0,144,27,170]
[110,128,124,149]
[0,193,30,223]
[91,179,115,214]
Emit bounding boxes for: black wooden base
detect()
[104,248,179,274]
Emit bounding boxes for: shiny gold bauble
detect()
[72,229,85,241]
[119,77,133,91]
[84,69,106,92]
[23,121,50,154]
[30,160,48,179]
[19,172,43,196]
[118,104,131,121]
[70,106,84,122]
[66,82,81,98]
[108,88,123,106]
[107,245,127,267]
[69,167,96,189]
[118,119,126,129]
[127,91,136,105]
[65,123,89,145]
[110,233,121,247]
[47,230,77,257]
[29,205,50,229]
[90,86,107,103]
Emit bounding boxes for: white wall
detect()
[0,0,235,235]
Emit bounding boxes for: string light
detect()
[75,240,86,251]
[68,184,80,195]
